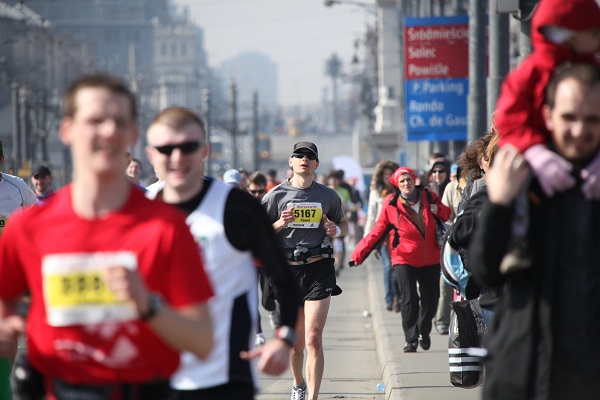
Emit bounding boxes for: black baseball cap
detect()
[293,141,318,160]
[32,165,51,178]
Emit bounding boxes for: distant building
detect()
[24,0,171,80]
[0,2,93,181]
[23,0,217,169]
[152,17,209,110]
[220,52,279,111]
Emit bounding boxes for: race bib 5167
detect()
[287,202,322,229]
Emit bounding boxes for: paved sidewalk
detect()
[364,256,482,400]
[257,255,482,400]
[257,264,384,399]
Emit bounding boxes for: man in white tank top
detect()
[146,107,300,400]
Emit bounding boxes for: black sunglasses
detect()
[154,141,203,156]
[291,152,317,161]
[249,189,266,195]
[431,169,446,174]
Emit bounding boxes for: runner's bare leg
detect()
[303,296,331,399]
[291,308,306,386]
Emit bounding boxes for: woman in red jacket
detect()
[350,166,451,353]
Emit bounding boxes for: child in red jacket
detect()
[496,0,600,199]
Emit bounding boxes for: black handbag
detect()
[448,299,486,388]
[434,217,450,249]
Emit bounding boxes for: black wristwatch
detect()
[139,293,164,321]
[275,326,297,347]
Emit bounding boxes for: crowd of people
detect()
[0,73,368,400]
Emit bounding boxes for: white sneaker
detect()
[291,383,307,400]
[255,333,266,346]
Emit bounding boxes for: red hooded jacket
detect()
[496,0,600,152]
[351,168,451,268]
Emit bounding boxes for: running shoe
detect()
[403,341,418,353]
[419,335,431,350]
[291,383,307,400]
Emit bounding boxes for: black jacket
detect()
[449,186,487,273]
[470,179,600,400]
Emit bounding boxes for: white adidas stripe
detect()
[449,357,484,363]
[450,366,484,372]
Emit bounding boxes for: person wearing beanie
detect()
[350,166,451,353]
[427,153,451,198]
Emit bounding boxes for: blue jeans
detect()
[380,244,399,306]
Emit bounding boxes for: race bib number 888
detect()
[42,252,138,327]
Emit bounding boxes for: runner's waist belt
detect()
[286,245,333,264]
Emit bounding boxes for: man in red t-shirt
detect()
[0,74,214,400]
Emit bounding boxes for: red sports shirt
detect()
[0,185,213,384]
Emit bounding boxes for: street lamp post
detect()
[325,0,403,164]
[252,91,259,172]
[229,80,238,169]
[324,0,377,15]
[19,85,31,169]
[11,83,21,174]
[39,88,61,165]
[38,89,48,164]
[467,0,487,143]
[488,0,510,127]
[202,87,212,177]
[517,0,538,61]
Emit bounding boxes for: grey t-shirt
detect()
[262,179,344,251]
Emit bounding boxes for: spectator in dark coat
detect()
[471,63,600,400]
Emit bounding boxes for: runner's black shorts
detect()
[289,258,336,303]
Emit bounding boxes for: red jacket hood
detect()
[532,0,600,60]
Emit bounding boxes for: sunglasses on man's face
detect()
[431,169,446,174]
[291,152,317,161]
[249,189,266,195]
[154,141,203,156]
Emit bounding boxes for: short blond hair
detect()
[150,107,206,137]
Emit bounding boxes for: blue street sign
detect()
[405,78,468,141]
[404,15,469,142]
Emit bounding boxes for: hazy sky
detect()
[172,0,375,108]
